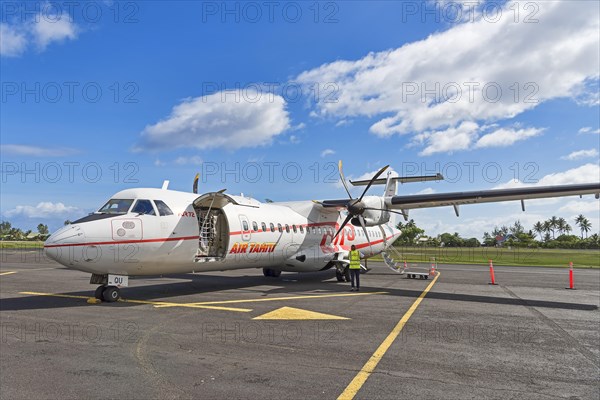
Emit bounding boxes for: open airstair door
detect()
[192,191,231,262]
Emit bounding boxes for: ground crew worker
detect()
[349,244,362,291]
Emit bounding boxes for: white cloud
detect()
[296,1,599,154]
[335,120,351,127]
[415,121,479,156]
[0,6,78,57]
[558,200,600,215]
[4,202,79,218]
[475,127,543,149]
[561,149,599,161]
[0,23,27,57]
[174,155,203,166]
[578,127,600,135]
[289,135,300,144]
[495,163,600,189]
[136,90,291,151]
[321,149,336,157]
[0,144,79,157]
[32,12,78,50]
[154,159,166,167]
[414,187,436,195]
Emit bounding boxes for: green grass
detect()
[1,241,598,268]
[374,246,600,268]
[0,241,45,249]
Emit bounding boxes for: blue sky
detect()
[1,0,599,237]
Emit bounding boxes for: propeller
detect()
[332,161,389,252]
[193,173,200,194]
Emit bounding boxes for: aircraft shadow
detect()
[1,271,597,312]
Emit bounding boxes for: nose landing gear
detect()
[94,285,121,302]
[90,273,127,303]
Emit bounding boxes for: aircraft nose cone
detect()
[44,224,86,264]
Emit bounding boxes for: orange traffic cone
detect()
[488,259,497,285]
[566,262,575,290]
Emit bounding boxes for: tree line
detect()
[0,221,50,241]
[396,214,599,249]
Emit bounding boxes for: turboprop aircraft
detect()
[44,162,600,302]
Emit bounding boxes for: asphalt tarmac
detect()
[1,249,598,400]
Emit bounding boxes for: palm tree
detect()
[543,220,553,240]
[533,221,544,240]
[563,223,572,235]
[548,216,560,239]
[575,214,588,239]
[581,218,592,238]
[557,217,568,236]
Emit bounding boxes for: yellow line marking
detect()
[0,271,17,276]
[21,291,89,300]
[154,291,388,308]
[19,291,252,312]
[128,298,252,312]
[337,273,441,400]
[253,306,350,320]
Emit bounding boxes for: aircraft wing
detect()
[387,183,600,211]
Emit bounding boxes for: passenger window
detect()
[317,228,322,234]
[132,199,156,216]
[243,221,249,231]
[292,225,297,233]
[252,221,258,231]
[285,224,290,233]
[277,223,282,233]
[312,227,316,234]
[154,200,173,216]
[299,226,304,234]
[261,222,267,232]
[270,223,275,232]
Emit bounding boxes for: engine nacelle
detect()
[351,196,390,226]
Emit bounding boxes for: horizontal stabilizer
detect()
[350,173,444,186]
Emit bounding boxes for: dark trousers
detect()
[350,268,360,288]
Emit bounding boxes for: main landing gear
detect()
[94,285,121,302]
[336,267,351,282]
[263,268,282,277]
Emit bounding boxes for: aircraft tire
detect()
[344,267,351,282]
[94,285,105,300]
[335,269,345,282]
[102,286,120,302]
[263,268,281,278]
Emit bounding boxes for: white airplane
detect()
[44,162,600,302]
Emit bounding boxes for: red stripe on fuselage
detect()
[44,235,200,248]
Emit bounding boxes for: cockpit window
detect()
[154,200,173,216]
[98,199,133,214]
[131,199,156,215]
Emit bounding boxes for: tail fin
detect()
[384,172,398,227]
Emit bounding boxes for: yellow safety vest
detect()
[349,250,361,269]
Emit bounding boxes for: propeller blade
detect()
[338,160,353,199]
[333,214,353,241]
[358,164,389,202]
[193,173,200,194]
[358,215,373,254]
